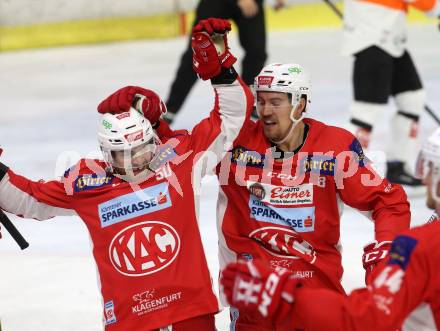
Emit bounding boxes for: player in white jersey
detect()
[343,0,440,186]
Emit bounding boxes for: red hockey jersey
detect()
[293,221,440,330]
[0,78,253,330]
[216,118,410,296]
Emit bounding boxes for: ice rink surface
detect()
[0,25,439,330]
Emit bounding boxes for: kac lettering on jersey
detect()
[104,300,117,325]
[109,221,180,276]
[74,174,113,192]
[249,226,316,263]
[249,196,315,232]
[98,182,171,227]
[247,181,313,206]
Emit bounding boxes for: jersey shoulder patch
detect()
[63,159,113,193]
[388,235,418,270]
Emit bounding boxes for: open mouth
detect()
[263,119,277,127]
[131,164,149,174]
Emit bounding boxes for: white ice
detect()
[0,25,439,330]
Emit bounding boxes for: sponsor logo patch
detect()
[124,129,143,143]
[231,146,265,168]
[116,112,130,120]
[248,182,266,200]
[258,76,274,86]
[249,196,315,232]
[131,288,182,316]
[299,155,336,175]
[104,300,117,325]
[74,174,113,192]
[288,67,302,74]
[388,235,418,270]
[109,221,180,276]
[148,144,177,171]
[266,171,298,182]
[102,119,112,129]
[247,181,313,206]
[98,182,171,227]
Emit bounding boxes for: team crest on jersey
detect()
[387,235,418,270]
[98,182,171,227]
[248,182,266,200]
[74,174,113,192]
[109,221,180,276]
[249,226,316,263]
[299,155,336,176]
[230,146,265,168]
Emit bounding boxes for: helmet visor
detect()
[110,137,159,173]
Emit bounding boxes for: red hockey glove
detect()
[221,261,298,321]
[362,241,392,284]
[97,86,167,125]
[191,18,237,80]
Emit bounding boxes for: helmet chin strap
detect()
[432,169,440,204]
[270,105,305,145]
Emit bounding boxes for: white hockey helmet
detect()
[254,63,312,144]
[254,63,311,109]
[416,128,440,202]
[97,108,159,182]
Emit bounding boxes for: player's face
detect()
[112,140,156,175]
[423,162,440,210]
[257,92,295,140]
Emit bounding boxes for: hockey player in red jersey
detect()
[217,62,410,330]
[0,18,253,331]
[221,128,440,330]
[132,61,410,330]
